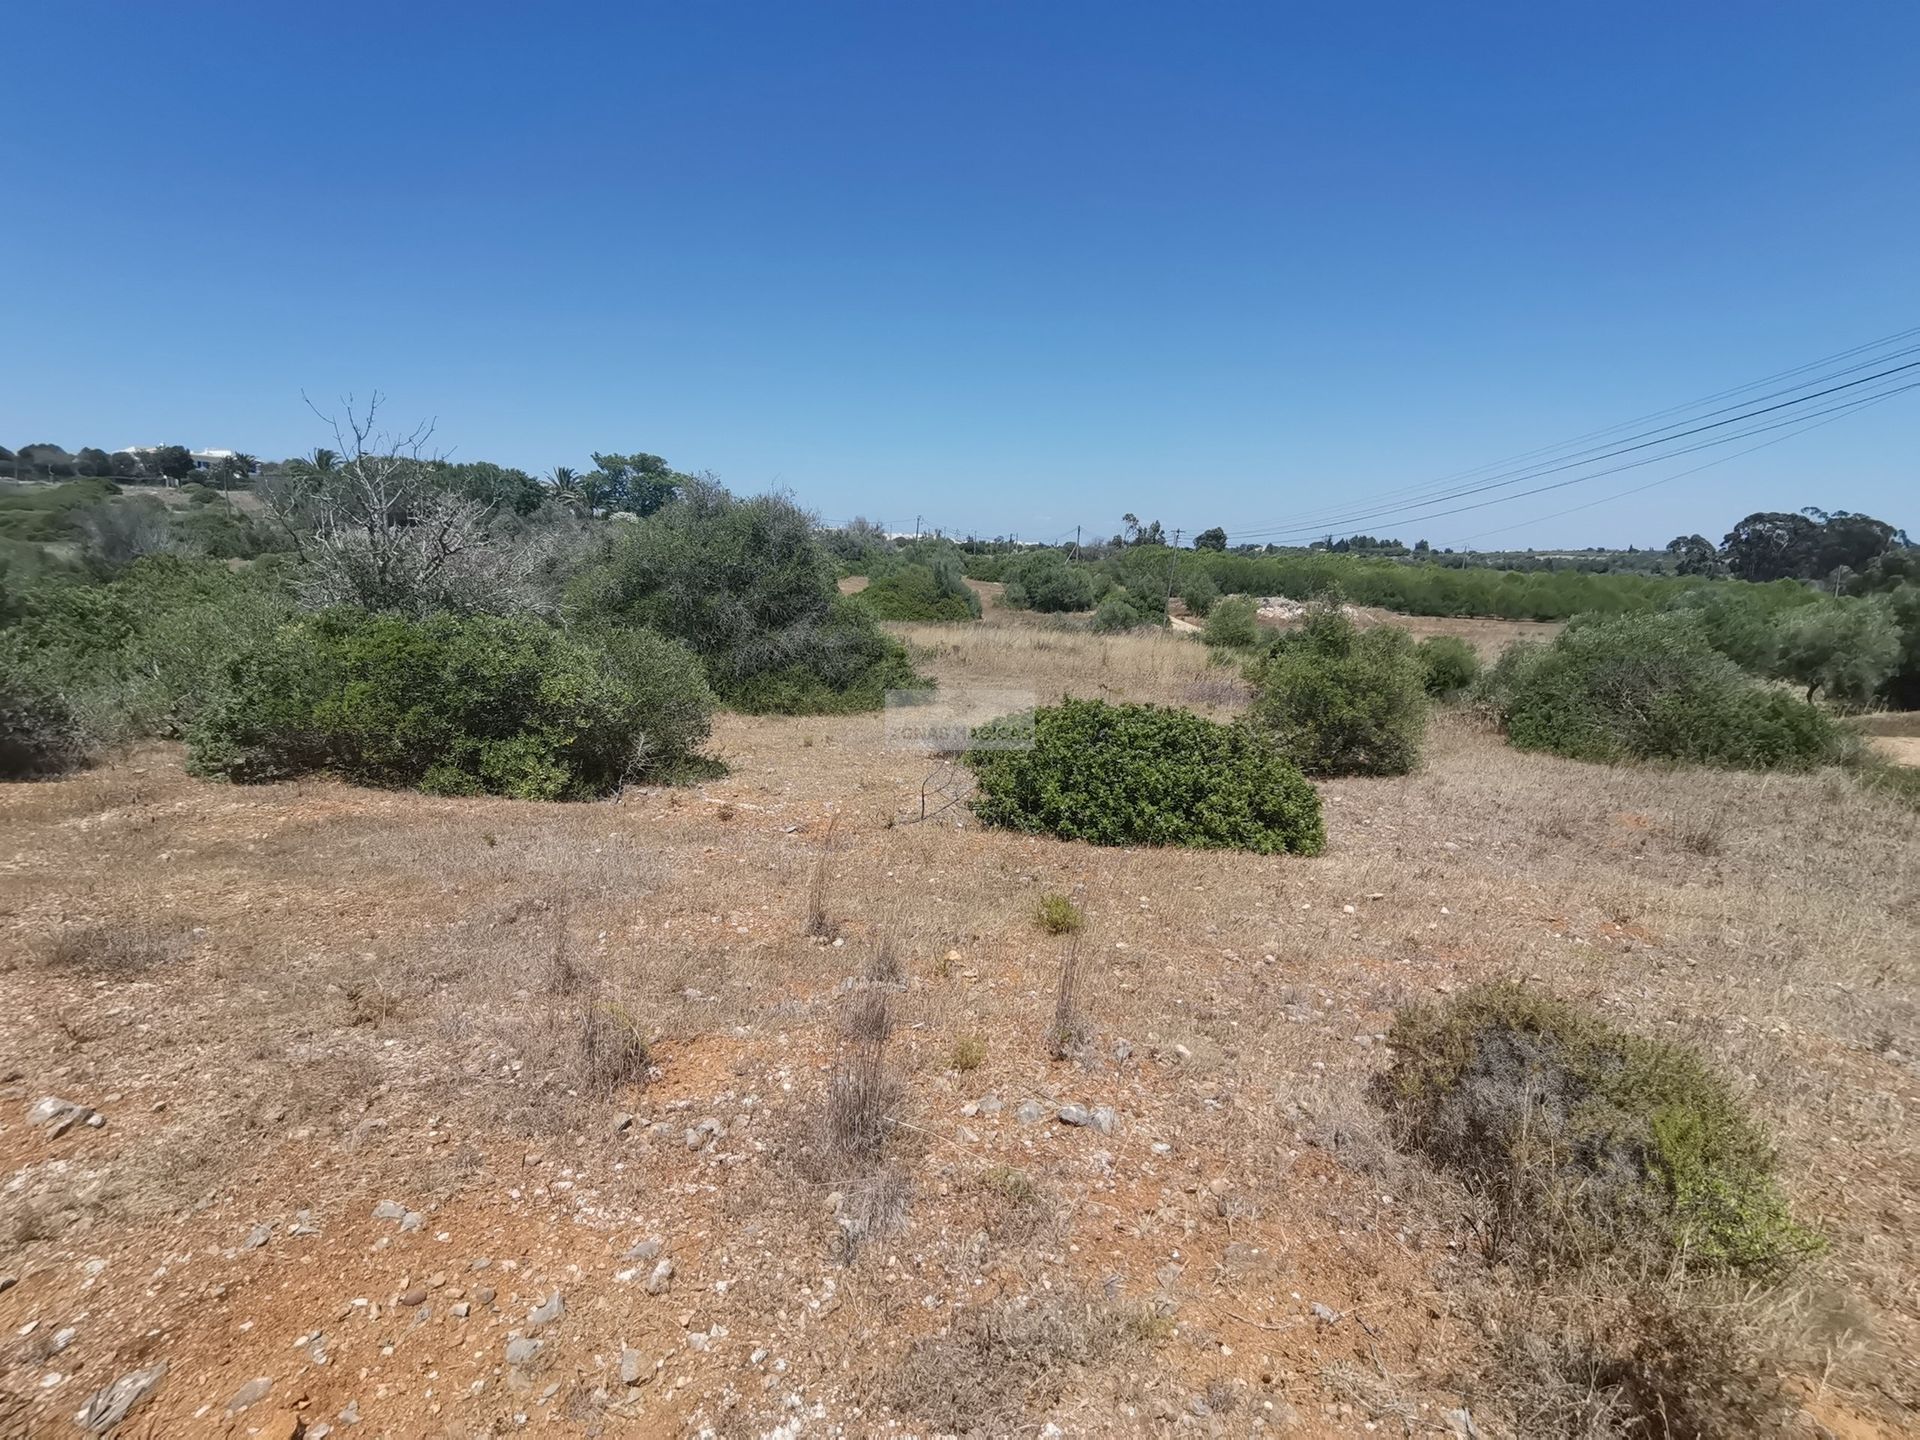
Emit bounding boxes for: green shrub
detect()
[1001,550,1095,613]
[1415,634,1481,696]
[1483,613,1846,771]
[1201,595,1261,649]
[572,479,923,713]
[1034,893,1084,934]
[1090,585,1167,633]
[0,656,92,778]
[1178,567,1219,618]
[1771,597,1901,707]
[1247,605,1428,776]
[854,561,981,622]
[1377,981,1818,1275]
[188,610,714,798]
[2,557,297,743]
[966,698,1324,854]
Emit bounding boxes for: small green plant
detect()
[1376,981,1819,1276]
[1414,634,1481,696]
[966,699,1324,854]
[951,1033,987,1071]
[1034,893,1084,935]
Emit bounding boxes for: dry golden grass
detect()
[0,603,1914,1436]
[891,616,1248,713]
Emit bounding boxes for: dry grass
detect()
[889,618,1237,712]
[0,600,1914,1436]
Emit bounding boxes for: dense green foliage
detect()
[1247,605,1429,776]
[0,655,91,778]
[0,479,121,543]
[1482,613,1847,770]
[966,698,1325,854]
[1000,549,1095,612]
[1415,634,1481,696]
[1090,584,1168,632]
[1177,566,1219,617]
[189,610,712,798]
[1379,981,1818,1274]
[0,557,297,745]
[572,479,922,713]
[1202,595,1262,649]
[852,559,981,622]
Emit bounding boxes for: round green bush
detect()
[1485,612,1846,771]
[1202,595,1262,649]
[1378,981,1817,1275]
[854,562,981,622]
[1247,606,1429,776]
[965,698,1325,854]
[1178,567,1219,617]
[1000,551,1095,613]
[188,610,714,798]
[1414,634,1481,696]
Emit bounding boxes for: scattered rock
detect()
[505,1337,543,1368]
[226,1375,274,1413]
[528,1291,565,1329]
[74,1361,167,1434]
[397,1287,427,1307]
[0,1274,14,1295]
[1310,1302,1340,1324]
[612,1112,635,1134]
[244,1223,272,1249]
[975,1094,1003,1115]
[338,1398,362,1425]
[1015,1100,1048,1125]
[450,1302,471,1319]
[398,1210,425,1232]
[26,1096,93,1138]
[1444,1407,1482,1438]
[643,1259,674,1295]
[619,1347,645,1385]
[371,1201,407,1222]
[1057,1104,1092,1127]
[475,1286,497,1306]
[1090,1105,1119,1134]
[625,1238,664,1264]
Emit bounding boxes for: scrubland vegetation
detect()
[0,436,1915,1436]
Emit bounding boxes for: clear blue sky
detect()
[4,2,1915,549]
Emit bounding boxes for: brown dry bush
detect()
[1046,935,1085,1061]
[805,813,842,939]
[1477,1282,1797,1439]
[824,1029,898,1163]
[883,1294,1150,1433]
[42,921,185,977]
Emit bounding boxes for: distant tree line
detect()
[1667,507,1911,590]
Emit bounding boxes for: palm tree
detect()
[545,465,586,512]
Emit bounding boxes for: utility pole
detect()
[914,514,922,541]
[1073,524,1080,559]
[1162,529,1182,614]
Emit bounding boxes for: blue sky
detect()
[3,2,1915,549]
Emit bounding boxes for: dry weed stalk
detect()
[1046,934,1084,1061]
[806,813,843,939]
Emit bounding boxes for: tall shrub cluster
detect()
[571,479,922,713]
[1246,603,1429,776]
[1000,550,1094,613]
[1481,612,1846,771]
[188,611,712,798]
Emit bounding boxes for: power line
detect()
[1224,329,1920,537]
[1227,356,1920,543]
[1445,379,1920,547]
